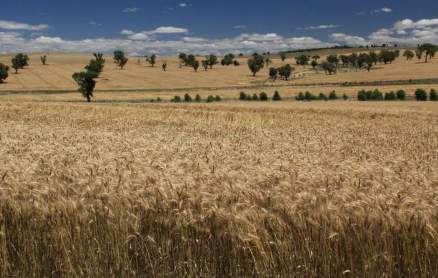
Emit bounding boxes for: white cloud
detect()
[121,29,134,35]
[152,27,188,34]
[233,25,247,29]
[237,33,283,41]
[124,7,139,13]
[330,33,367,45]
[304,24,341,30]
[381,7,393,13]
[0,20,50,31]
[35,36,63,43]
[182,37,208,42]
[179,3,187,7]
[90,22,102,26]
[128,33,148,40]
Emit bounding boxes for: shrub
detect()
[304,92,317,101]
[295,92,305,101]
[396,90,406,100]
[172,96,181,102]
[252,94,259,101]
[384,91,397,100]
[366,90,373,100]
[357,90,367,101]
[329,91,338,100]
[342,94,349,100]
[370,89,383,101]
[245,94,252,101]
[207,95,215,103]
[215,95,222,101]
[430,89,438,101]
[239,91,247,100]
[318,93,328,101]
[272,91,282,101]
[157,97,162,102]
[260,92,268,101]
[195,94,202,102]
[184,94,192,102]
[415,89,428,101]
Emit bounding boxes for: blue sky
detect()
[0,0,437,55]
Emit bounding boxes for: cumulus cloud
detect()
[237,33,283,41]
[152,27,189,34]
[124,7,139,13]
[35,36,63,43]
[179,3,187,7]
[330,33,367,45]
[121,29,134,35]
[0,20,50,31]
[128,33,148,40]
[381,7,393,13]
[303,25,341,30]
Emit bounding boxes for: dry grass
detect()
[0,51,437,92]
[1,101,438,277]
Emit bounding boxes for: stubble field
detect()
[1,100,438,277]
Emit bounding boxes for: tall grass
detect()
[1,101,438,277]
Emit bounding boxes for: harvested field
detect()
[1,101,438,277]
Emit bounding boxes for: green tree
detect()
[186,54,196,67]
[396,90,406,100]
[233,60,240,66]
[415,89,428,101]
[72,71,98,102]
[430,89,438,101]
[85,59,103,76]
[195,94,202,102]
[415,50,423,61]
[205,55,218,69]
[162,61,167,71]
[311,60,318,69]
[207,95,215,103]
[179,53,187,67]
[348,53,358,68]
[295,54,310,67]
[184,93,192,102]
[147,54,156,67]
[192,60,199,72]
[340,55,349,67]
[260,92,268,101]
[252,94,259,101]
[113,50,128,69]
[329,91,338,100]
[222,54,235,66]
[11,57,21,74]
[41,55,47,65]
[312,55,320,61]
[202,60,208,71]
[368,51,379,65]
[318,92,328,101]
[279,52,287,61]
[272,91,282,101]
[247,54,264,76]
[277,64,294,81]
[269,67,278,81]
[379,50,397,64]
[403,50,414,60]
[93,53,105,72]
[264,57,272,69]
[384,91,397,100]
[15,53,29,69]
[321,62,336,75]
[418,43,438,63]
[0,63,9,83]
[327,55,339,67]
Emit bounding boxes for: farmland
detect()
[1,48,438,277]
[1,100,438,277]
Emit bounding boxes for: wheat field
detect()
[1,100,438,277]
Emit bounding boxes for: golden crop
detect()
[1,101,438,277]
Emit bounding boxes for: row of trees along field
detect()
[0,43,437,101]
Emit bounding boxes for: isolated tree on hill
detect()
[269,67,278,81]
[277,64,294,81]
[41,55,47,65]
[205,55,218,69]
[162,61,167,71]
[202,60,208,71]
[247,54,264,76]
[113,50,128,69]
[192,60,199,72]
[147,54,156,67]
[11,57,21,74]
[93,53,105,72]
[0,63,9,83]
[379,50,397,64]
[72,71,98,102]
[85,59,103,77]
[279,52,287,61]
[327,55,339,67]
[418,43,438,63]
[403,50,414,60]
[312,55,320,61]
[295,54,310,67]
[14,53,29,69]
[222,54,235,66]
